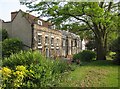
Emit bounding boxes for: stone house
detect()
[2,10,82,58]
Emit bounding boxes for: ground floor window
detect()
[45,48,49,57]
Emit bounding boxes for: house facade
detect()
[2,10,82,58]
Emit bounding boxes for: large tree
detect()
[21,1,119,60]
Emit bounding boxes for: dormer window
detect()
[38,20,42,25]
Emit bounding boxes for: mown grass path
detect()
[59,60,119,87]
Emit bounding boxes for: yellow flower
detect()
[16,65,26,71]
[2,67,11,77]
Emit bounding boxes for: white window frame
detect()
[38,46,42,49]
[51,37,54,46]
[38,34,42,45]
[38,20,42,25]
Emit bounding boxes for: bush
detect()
[107,51,116,60]
[73,50,96,63]
[0,29,8,41]
[110,36,120,64]
[2,38,23,57]
[2,50,71,88]
[1,66,30,88]
[3,50,43,68]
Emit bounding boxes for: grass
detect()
[59,60,119,87]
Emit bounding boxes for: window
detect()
[75,39,77,47]
[51,38,54,46]
[56,39,59,46]
[38,35,42,44]
[62,39,65,47]
[38,20,42,25]
[45,36,49,44]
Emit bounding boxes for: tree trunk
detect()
[95,37,106,60]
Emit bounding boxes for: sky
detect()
[0,0,28,21]
[0,0,119,21]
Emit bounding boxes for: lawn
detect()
[59,60,119,87]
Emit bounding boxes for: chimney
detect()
[11,11,18,21]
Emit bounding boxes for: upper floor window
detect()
[38,20,42,25]
[51,38,54,45]
[56,38,59,46]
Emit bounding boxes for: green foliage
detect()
[2,50,71,88]
[85,38,95,50]
[73,50,96,62]
[2,38,23,57]
[0,29,8,41]
[1,66,31,88]
[3,50,43,68]
[110,36,120,52]
[109,36,120,64]
[107,52,116,60]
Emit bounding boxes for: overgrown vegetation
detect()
[2,50,71,88]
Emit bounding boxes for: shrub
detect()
[107,51,116,60]
[110,36,120,64]
[3,50,45,68]
[2,50,71,88]
[2,38,23,57]
[73,50,96,63]
[1,66,32,88]
[0,29,8,41]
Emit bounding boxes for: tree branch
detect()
[108,2,113,12]
[99,2,104,8]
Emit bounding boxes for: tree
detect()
[2,38,23,57]
[21,1,119,60]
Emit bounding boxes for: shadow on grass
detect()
[80,60,118,67]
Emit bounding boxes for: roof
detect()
[11,10,52,26]
[60,30,80,39]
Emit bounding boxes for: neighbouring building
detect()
[2,10,82,59]
[0,19,3,41]
[0,19,3,29]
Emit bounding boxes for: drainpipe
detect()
[31,23,34,51]
[66,36,68,58]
